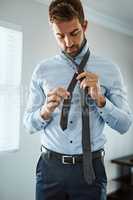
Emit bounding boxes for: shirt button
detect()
[70,141,73,143]
[100,111,102,114]
[106,121,109,124]
[70,121,73,124]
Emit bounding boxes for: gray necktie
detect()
[60,48,95,184]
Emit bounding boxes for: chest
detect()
[41,60,113,98]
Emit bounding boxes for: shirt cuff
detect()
[34,109,52,130]
[97,98,114,117]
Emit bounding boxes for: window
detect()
[0,21,23,152]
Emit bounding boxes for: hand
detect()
[76,72,106,108]
[40,87,70,120]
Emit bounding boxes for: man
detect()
[23,0,132,199]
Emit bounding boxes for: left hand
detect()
[76,71,106,108]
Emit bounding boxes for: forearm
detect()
[23,108,52,134]
[97,98,132,134]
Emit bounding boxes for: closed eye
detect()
[56,29,81,39]
[71,30,81,37]
[56,33,64,39]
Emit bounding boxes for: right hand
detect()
[40,87,70,120]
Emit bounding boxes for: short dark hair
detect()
[49,0,85,25]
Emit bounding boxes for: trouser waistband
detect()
[41,145,105,165]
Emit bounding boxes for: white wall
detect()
[0,0,133,199]
[87,23,133,192]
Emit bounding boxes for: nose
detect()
[64,35,73,48]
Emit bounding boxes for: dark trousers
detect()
[36,154,107,200]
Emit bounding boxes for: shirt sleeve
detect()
[23,71,52,134]
[97,66,133,134]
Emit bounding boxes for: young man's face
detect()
[52,18,87,57]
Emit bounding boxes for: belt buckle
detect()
[62,156,75,164]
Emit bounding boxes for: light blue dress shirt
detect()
[23,42,132,154]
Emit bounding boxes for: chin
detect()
[67,50,78,57]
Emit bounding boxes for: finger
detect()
[56,87,70,98]
[47,88,60,96]
[76,72,96,80]
[80,79,87,89]
[90,87,98,100]
[90,87,95,99]
[88,87,91,96]
[47,95,61,104]
[76,72,87,80]
[80,79,97,90]
[97,81,102,96]
[48,87,70,98]
[47,101,60,111]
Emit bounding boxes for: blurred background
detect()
[0,0,133,199]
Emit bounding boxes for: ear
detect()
[82,20,88,32]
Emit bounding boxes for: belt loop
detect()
[48,150,51,159]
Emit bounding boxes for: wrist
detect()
[97,95,106,108]
[40,106,52,120]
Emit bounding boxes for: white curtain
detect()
[0,23,22,152]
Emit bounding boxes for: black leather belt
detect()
[41,146,105,165]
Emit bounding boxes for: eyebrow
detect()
[70,28,80,34]
[56,28,80,36]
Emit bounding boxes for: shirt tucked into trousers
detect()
[23,41,132,200]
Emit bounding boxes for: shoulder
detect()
[89,53,121,75]
[32,55,61,78]
[90,53,114,66]
[87,53,124,89]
